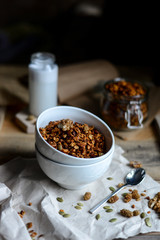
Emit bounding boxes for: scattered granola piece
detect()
[131,204,135,208]
[26,222,33,229]
[145,196,150,200]
[133,210,140,216]
[132,189,141,201]
[83,192,91,201]
[117,183,124,188]
[30,232,37,238]
[18,210,26,218]
[28,202,32,206]
[120,209,133,218]
[129,160,142,168]
[107,194,119,203]
[38,234,44,239]
[123,193,132,203]
[147,211,151,214]
[141,193,146,197]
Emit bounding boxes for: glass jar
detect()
[101,78,148,131]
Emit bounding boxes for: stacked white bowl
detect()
[35,106,115,190]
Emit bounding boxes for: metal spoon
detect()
[89,168,146,214]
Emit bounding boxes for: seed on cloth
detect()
[109,218,117,223]
[140,212,146,218]
[96,214,101,220]
[56,197,63,202]
[145,217,152,227]
[63,214,71,218]
[77,202,84,206]
[107,177,113,180]
[109,186,115,192]
[103,206,110,209]
[75,206,82,210]
[106,209,113,213]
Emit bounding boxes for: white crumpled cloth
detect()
[0,145,160,240]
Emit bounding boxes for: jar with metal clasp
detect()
[101,78,148,131]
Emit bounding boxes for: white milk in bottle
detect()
[29,52,58,117]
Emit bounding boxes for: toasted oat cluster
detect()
[83,192,91,201]
[105,80,146,97]
[129,161,142,168]
[123,189,141,203]
[39,119,106,158]
[120,209,140,218]
[148,192,160,213]
[108,194,119,203]
[120,209,133,218]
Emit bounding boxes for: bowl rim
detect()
[36,105,115,161]
[35,144,113,168]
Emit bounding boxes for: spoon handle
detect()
[89,183,128,214]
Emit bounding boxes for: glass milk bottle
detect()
[29,52,58,117]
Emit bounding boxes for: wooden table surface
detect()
[0,61,160,240]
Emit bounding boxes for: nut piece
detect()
[129,161,142,168]
[148,192,160,213]
[120,209,133,218]
[107,194,119,203]
[83,192,91,201]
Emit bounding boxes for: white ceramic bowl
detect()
[36,106,114,165]
[35,144,113,190]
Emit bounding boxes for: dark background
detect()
[0,0,158,83]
